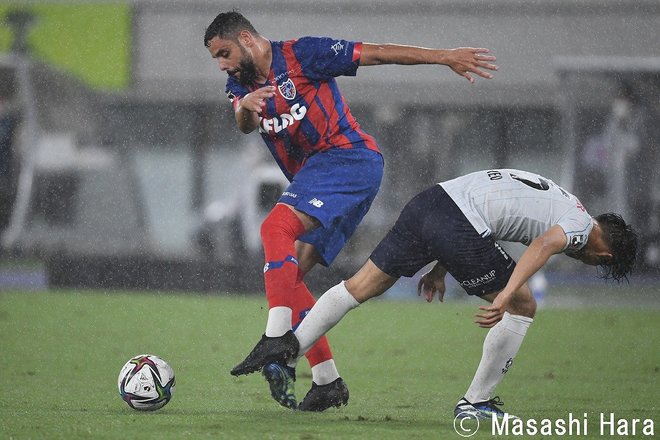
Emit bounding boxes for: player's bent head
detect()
[596,212,638,282]
[204,10,258,47]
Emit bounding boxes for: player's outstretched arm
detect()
[360,44,498,83]
[476,225,567,327]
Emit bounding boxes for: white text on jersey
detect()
[259,103,307,135]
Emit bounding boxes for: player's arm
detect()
[233,86,276,133]
[476,225,568,327]
[359,43,497,83]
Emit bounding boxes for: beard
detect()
[236,47,258,87]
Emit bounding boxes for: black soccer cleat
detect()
[230,330,300,376]
[454,396,518,420]
[298,377,349,412]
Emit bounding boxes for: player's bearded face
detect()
[235,44,258,87]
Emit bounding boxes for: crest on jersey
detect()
[570,234,585,249]
[278,78,297,100]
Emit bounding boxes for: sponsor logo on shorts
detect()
[460,269,496,288]
[282,191,298,198]
[308,198,324,208]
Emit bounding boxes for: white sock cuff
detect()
[311,359,340,386]
[265,306,292,337]
[337,281,360,309]
[502,311,533,335]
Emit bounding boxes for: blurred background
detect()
[0,0,658,299]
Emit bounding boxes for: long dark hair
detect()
[596,213,637,282]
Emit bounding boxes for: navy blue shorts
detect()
[279,148,384,266]
[370,185,516,296]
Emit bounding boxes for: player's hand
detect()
[417,270,446,303]
[475,294,508,328]
[240,86,276,114]
[445,48,498,84]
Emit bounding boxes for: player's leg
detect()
[234,148,384,409]
[261,204,320,337]
[294,183,455,358]
[442,232,535,420]
[456,285,535,420]
[291,242,338,385]
[294,185,440,411]
[294,259,398,355]
[399,186,533,419]
[290,149,383,411]
[289,259,398,412]
[230,203,319,378]
[262,241,340,410]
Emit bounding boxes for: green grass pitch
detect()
[0,289,658,439]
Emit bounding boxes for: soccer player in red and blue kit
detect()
[204,10,498,411]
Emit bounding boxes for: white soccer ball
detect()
[117,354,176,411]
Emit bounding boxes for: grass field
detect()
[0,289,658,439]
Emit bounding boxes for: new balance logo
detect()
[308,198,324,208]
[264,255,299,273]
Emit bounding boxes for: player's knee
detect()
[260,212,276,241]
[260,204,307,243]
[260,207,288,241]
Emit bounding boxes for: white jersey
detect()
[440,169,593,253]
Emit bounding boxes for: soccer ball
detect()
[117,354,175,411]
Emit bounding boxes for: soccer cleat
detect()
[230,330,299,376]
[298,377,349,412]
[261,362,297,409]
[454,396,518,420]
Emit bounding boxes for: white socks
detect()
[464,311,533,403]
[265,306,292,337]
[310,359,339,386]
[266,300,347,386]
[294,281,360,356]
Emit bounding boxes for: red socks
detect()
[261,204,306,309]
[260,204,333,366]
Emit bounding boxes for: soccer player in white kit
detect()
[232,169,638,416]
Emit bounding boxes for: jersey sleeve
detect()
[225,77,249,110]
[556,213,593,253]
[293,36,362,80]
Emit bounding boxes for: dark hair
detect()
[204,11,258,47]
[595,213,638,282]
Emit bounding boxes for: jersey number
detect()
[510,173,550,191]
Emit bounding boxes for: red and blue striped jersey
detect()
[225,37,381,181]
